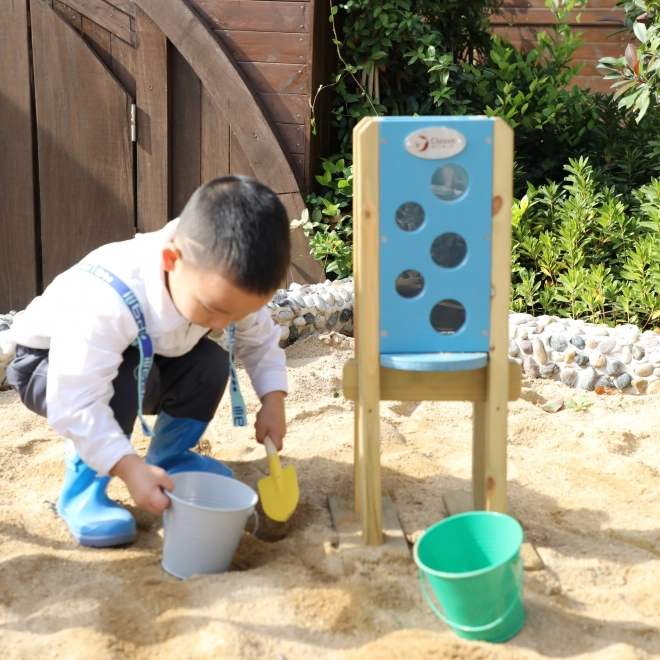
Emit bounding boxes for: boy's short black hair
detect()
[176,175,290,294]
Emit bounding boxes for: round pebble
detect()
[303,295,315,308]
[596,375,614,389]
[314,314,326,331]
[560,367,577,387]
[574,354,589,367]
[648,380,660,395]
[632,378,648,393]
[606,359,625,377]
[288,324,298,345]
[520,339,533,355]
[320,291,336,306]
[632,345,646,360]
[0,323,9,332]
[327,312,339,330]
[273,292,289,306]
[303,312,315,325]
[621,345,632,364]
[564,347,576,364]
[589,351,606,369]
[635,363,654,378]
[540,362,559,378]
[615,372,632,390]
[340,308,352,323]
[590,327,610,336]
[313,294,327,312]
[550,335,567,352]
[585,338,598,350]
[577,367,597,391]
[293,316,306,327]
[523,357,540,379]
[570,335,586,350]
[508,340,519,357]
[549,350,564,363]
[277,310,294,323]
[510,313,534,325]
[518,328,528,340]
[532,337,547,365]
[280,325,290,342]
[598,338,616,355]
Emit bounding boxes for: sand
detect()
[0,334,659,659]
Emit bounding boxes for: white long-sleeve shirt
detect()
[0,219,287,476]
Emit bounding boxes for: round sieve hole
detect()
[430,299,466,334]
[431,233,467,269]
[395,270,425,298]
[431,164,468,202]
[395,202,425,231]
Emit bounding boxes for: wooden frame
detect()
[344,116,518,547]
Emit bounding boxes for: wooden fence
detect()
[492,0,627,94]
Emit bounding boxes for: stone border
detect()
[509,312,660,395]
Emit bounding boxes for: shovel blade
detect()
[257,465,299,522]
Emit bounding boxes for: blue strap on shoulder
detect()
[227,323,247,427]
[77,263,247,433]
[78,263,155,437]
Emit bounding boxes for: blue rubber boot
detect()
[145,412,233,477]
[56,440,137,547]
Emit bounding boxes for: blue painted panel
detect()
[379,117,493,354]
[381,352,488,372]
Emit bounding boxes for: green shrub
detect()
[511,157,660,329]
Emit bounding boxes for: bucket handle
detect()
[419,557,524,634]
[244,510,259,537]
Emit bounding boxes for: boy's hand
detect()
[255,390,286,451]
[110,454,174,514]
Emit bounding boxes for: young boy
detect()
[1,175,289,548]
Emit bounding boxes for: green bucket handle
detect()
[419,556,524,634]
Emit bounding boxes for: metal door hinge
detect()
[130,104,136,142]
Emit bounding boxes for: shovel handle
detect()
[264,436,278,457]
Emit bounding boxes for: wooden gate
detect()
[0,0,326,311]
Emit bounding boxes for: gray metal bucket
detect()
[162,471,258,579]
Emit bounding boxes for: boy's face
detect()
[162,242,274,330]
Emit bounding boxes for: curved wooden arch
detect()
[134,0,300,196]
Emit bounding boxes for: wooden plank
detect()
[107,0,136,17]
[277,193,326,286]
[491,7,624,25]
[574,76,615,93]
[481,118,514,515]
[215,29,308,64]
[53,0,82,30]
[353,118,382,545]
[343,359,523,403]
[201,86,230,182]
[276,123,305,154]
[194,0,309,33]
[239,62,307,94]
[229,128,257,178]
[82,16,112,68]
[111,33,136,98]
[328,495,410,556]
[259,92,306,124]
[291,154,305,185]
[134,0,300,195]
[0,0,38,310]
[490,25,631,45]
[59,0,133,44]
[171,48,202,218]
[30,0,134,287]
[502,0,617,6]
[135,8,168,232]
[472,401,487,510]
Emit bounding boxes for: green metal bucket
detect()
[413,511,525,643]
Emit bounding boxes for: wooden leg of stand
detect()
[472,401,487,511]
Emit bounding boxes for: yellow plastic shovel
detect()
[257,436,299,522]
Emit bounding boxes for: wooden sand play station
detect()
[331,117,541,572]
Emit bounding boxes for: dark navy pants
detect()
[7,338,230,434]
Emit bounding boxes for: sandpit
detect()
[0,335,659,659]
